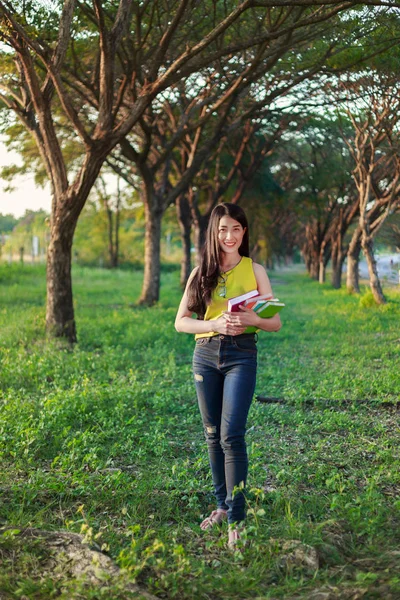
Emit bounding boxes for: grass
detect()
[0,263,399,599]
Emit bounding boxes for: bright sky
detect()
[0,141,51,218]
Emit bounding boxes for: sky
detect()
[0,140,51,218]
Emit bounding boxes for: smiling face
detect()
[218,215,246,256]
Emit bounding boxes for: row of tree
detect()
[267,75,400,303]
[1,0,400,342]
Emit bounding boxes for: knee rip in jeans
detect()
[194,373,204,382]
[205,425,217,436]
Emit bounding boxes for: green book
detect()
[245,300,285,333]
[256,301,285,318]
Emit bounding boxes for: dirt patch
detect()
[0,526,157,599]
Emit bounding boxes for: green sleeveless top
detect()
[195,256,258,339]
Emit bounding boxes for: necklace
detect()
[220,256,242,274]
[217,257,242,298]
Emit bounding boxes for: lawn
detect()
[0,263,399,600]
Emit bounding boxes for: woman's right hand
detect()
[211,314,246,336]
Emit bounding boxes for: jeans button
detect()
[220,335,224,339]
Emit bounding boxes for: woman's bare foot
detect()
[228,524,246,551]
[200,509,227,530]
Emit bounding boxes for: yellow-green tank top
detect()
[195,256,258,339]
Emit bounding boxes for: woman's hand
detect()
[211,314,246,336]
[224,305,261,329]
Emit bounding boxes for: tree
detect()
[94,176,127,268]
[0,213,17,233]
[2,209,49,263]
[75,1,352,301]
[344,75,400,303]
[0,0,293,336]
[187,114,287,263]
[0,212,17,259]
[269,115,357,283]
[179,5,400,286]
[1,1,400,339]
[377,212,400,252]
[1,0,141,341]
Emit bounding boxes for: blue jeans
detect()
[192,333,257,524]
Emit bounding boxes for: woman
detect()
[175,203,281,549]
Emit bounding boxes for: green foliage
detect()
[1,210,48,261]
[73,202,146,267]
[0,266,399,598]
[72,201,182,267]
[376,212,400,252]
[0,212,17,233]
[272,115,353,217]
[324,8,400,73]
[1,204,184,267]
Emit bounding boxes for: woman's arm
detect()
[174,268,211,334]
[174,268,246,335]
[224,262,282,332]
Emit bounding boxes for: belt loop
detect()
[255,332,258,343]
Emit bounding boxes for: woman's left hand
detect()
[224,305,260,328]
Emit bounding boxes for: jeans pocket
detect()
[233,338,257,353]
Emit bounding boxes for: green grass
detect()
[0,263,399,599]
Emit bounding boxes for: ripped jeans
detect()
[192,333,257,524]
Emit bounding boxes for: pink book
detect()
[227,289,259,312]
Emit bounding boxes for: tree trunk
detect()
[346,229,361,294]
[266,255,275,271]
[193,216,208,266]
[302,242,319,280]
[250,242,261,263]
[46,222,76,343]
[319,260,326,284]
[105,204,115,267]
[104,197,119,268]
[309,259,319,280]
[318,239,329,284]
[361,235,386,304]
[331,252,345,289]
[114,195,120,269]
[112,179,121,269]
[176,195,192,288]
[331,261,341,289]
[303,252,312,274]
[285,253,293,266]
[331,241,344,289]
[139,200,163,305]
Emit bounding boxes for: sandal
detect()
[200,509,227,530]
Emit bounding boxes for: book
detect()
[227,289,259,312]
[227,292,285,333]
[244,294,274,310]
[227,291,285,319]
[255,301,285,318]
[244,293,285,320]
[226,292,285,333]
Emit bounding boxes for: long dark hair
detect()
[187,203,250,317]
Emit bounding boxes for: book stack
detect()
[227,290,258,312]
[244,293,285,318]
[228,291,285,318]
